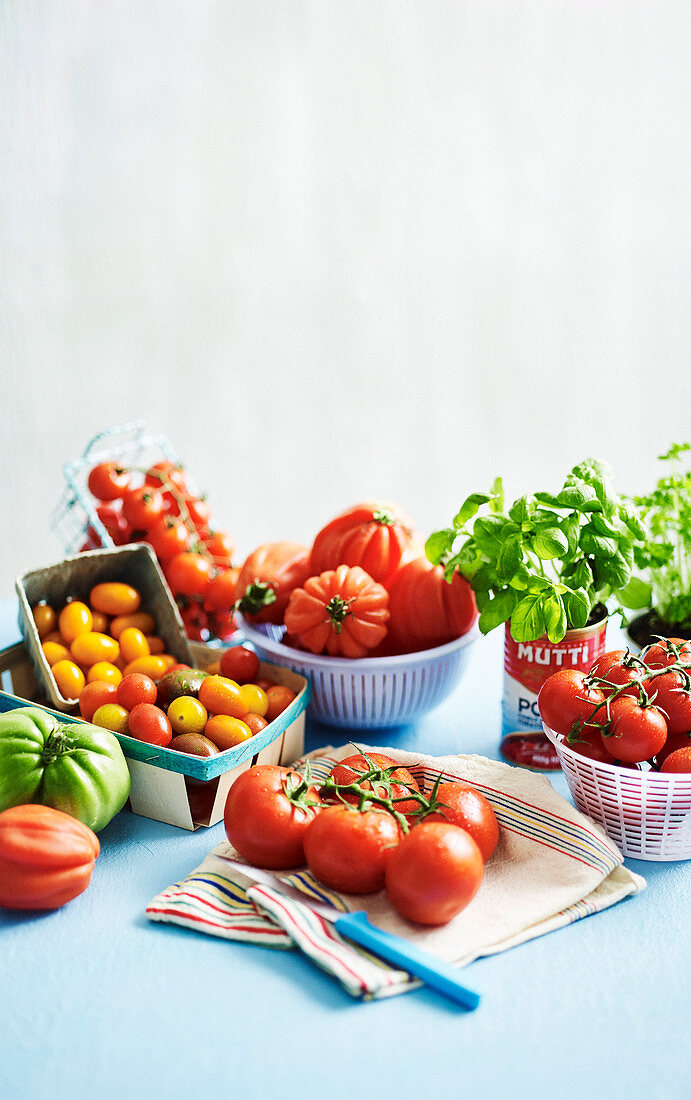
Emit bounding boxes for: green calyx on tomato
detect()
[323,595,354,634]
[237,579,278,616]
[372,509,395,527]
[0,707,131,832]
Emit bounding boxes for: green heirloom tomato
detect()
[0,707,131,833]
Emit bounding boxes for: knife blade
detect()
[219,854,480,1010]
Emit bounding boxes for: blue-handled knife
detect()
[220,855,480,1011]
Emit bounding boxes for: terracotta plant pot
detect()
[500,610,608,770]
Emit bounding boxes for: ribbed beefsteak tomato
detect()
[235,541,312,624]
[0,707,131,832]
[309,502,414,584]
[284,565,390,658]
[383,556,478,654]
[0,804,100,910]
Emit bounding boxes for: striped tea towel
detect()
[146,745,646,1000]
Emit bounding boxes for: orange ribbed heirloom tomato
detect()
[284,565,390,658]
[309,502,414,584]
[0,804,100,910]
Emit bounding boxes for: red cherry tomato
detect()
[589,650,629,680]
[660,746,691,772]
[78,680,119,722]
[127,703,172,746]
[204,530,236,565]
[537,670,606,737]
[643,670,691,736]
[87,462,131,502]
[117,673,158,711]
[219,645,260,684]
[594,655,645,697]
[423,782,499,861]
[304,805,401,894]
[204,569,239,613]
[144,461,188,497]
[166,552,214,597]
[602,697,668,763]
[564,723,620,764]
[385,822,484,926]
[224,765,323,869]
[122,486,165,531]
[147,516,190,561]
[641,638,691,669]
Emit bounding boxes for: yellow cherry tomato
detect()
[87,661,123,686]
[145,634,165,654]
[32,602,57,640]
[52,659,86,699]
[90,582,142,617]
[58,601,93,644]
[110,612,156,639]
[122,655,170,681]
[198,675,249,719]
[70,631,120,667]
[91,703,130,734]
[90,610,110,633]
[42,640,71,666]
[238,683,269,717]
[167,696,208,736]
[118,627,150,664]
[204,713,253,750]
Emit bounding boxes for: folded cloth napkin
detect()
[146,744,646,1000]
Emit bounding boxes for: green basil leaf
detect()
[469,562,496,593]
[510,593,548,642]
[478,588,518,634]
[562,587,591,629]
[488,477,505,514]
[497,536,524,581]
[472,515,508,556]
[594,551,632,589]
[557,481,600,509]
[560,513,581,555]
[544,593,568,643]
[425,529,454,565]
[534,492,561,507]
[453,494,491,528]
[615,577,652,610]
[527,576,552,594]
[508,496,534,525]
[580,529,618,559]
[531,527,570,560]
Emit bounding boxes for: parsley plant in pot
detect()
[426,459,643,769]
[623,443,691,649]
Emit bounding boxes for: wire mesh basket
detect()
[543,724,691,861]
[51,421,182,555]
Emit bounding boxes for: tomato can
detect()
[500,616,608,769]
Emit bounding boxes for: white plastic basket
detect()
[543,724,691,861]
[236,614,479,729]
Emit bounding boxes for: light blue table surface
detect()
[1,597,689,1100]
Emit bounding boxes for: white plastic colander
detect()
[543,724,691,861]
[236,614,479,729]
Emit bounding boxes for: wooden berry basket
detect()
[0,641,310,831]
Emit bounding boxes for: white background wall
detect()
[2,1,689,595]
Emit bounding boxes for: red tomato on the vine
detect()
[327,752,421,817]
[224,765,323,869]
[537,670,606,737]
[641,638,691,669]
[644,670,691,736]
[147,516,190,561]
[87,462,131,502]
[122,486,165,531]
[166,552,214,597]
[385,822,484,926]
[422,781,499,861]
[304,804,401,894]
[144,461,188,498]
[603,696,668,763]
[204,530,236,565]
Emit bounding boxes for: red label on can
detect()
[504,619,608,696]
[501,617,609,769]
